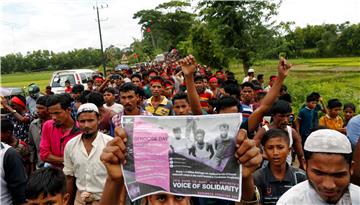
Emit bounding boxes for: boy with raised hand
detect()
[253,100,305,169]
[26,167,70,205]
[253,129,306,204]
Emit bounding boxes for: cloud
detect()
[1,0,359,56]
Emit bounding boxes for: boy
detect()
[254,100,304,169]
[103,87,124,114]
[64,80,72,93]
[194,76,212,112]
[296,94,318,145]
[253,129,306,204]
[26,167,70,205]
[319,99,345,133]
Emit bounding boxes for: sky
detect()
[1,0,359,56]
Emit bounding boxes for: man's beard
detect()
[82,132,96,139]
[307,174,343,204]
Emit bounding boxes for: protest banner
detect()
[121,113,243,202]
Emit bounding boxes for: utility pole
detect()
[94,2,108,77]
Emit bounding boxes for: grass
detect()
[230,57,360,115]
[0,70,53,92]
[1,57,359,115]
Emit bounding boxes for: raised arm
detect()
[179,55,202,115]
[248,58,291,132]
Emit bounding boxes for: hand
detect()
[100,127,127,182]
[179,55,197,76]
[1,97,10,110]
[278,57,292,79]
[235,129,262,178]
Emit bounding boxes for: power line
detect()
[93,1,108,77]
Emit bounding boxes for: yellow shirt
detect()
[319,115,344,130]
[144,96,173,116]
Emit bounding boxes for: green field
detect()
[1,57,359,115]
[230,57,360,115]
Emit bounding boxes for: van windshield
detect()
[52,74,75,87]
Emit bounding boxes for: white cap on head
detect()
[77,103,99,117]
[304,129,352,154]
[248,68,255,73]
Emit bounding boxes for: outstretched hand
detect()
[235,129,262,178]
[179,55,197,76]
[278,57,292,78]
[100,127,128,182]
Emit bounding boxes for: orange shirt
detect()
[319,115,344,130]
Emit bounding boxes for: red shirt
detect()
[199,92,212,109]
[65,86,72,93]
[39,120,81,167]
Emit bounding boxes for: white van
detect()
[49,69,95,94]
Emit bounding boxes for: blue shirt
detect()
[346,115,360,147]
[297,107,314,141]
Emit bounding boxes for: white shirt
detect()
[104,103,124,114]
[277,180,360,205]
[63,132,113,200]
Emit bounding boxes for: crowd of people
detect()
[1,52,360,205]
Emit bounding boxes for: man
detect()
[242,68,255,83]
[194,75,212,112]
[63,103,112,205]
[45,85,54,96]
[86,91,116,137]
[1,118,30,173]
[26,84,41,117]
[112,83,152,128]
[264,75,277,92]
[277,129,360,204]
[172,55,203,116]
[26,167,70,205]
[103,87,124,114]
[209,77,221,99]
[70,84,84,119]
[40,93,81,168]
[1,95,32,142]
[240,82,255,120]
[143,76,173,116]
[131,73,142,87]
[0,141,27,205]
[29,96,50,170]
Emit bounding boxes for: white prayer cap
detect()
[248,68,255,73]
[304,129,352,154]
[77,103,99,117]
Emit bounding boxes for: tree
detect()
[198,0,280,74]
[133,1,195,56]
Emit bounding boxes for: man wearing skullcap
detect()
[277,129,360,204]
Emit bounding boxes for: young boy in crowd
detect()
[296,94,318,145]
[343,102,356,126]
[26,167,70,205]
[194,75,213,112]
[319,98,345,133]
[103,87,124,114]
[253,129,307,205]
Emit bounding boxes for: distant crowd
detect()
[1,50,359,205]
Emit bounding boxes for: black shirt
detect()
[253,164,307,205]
